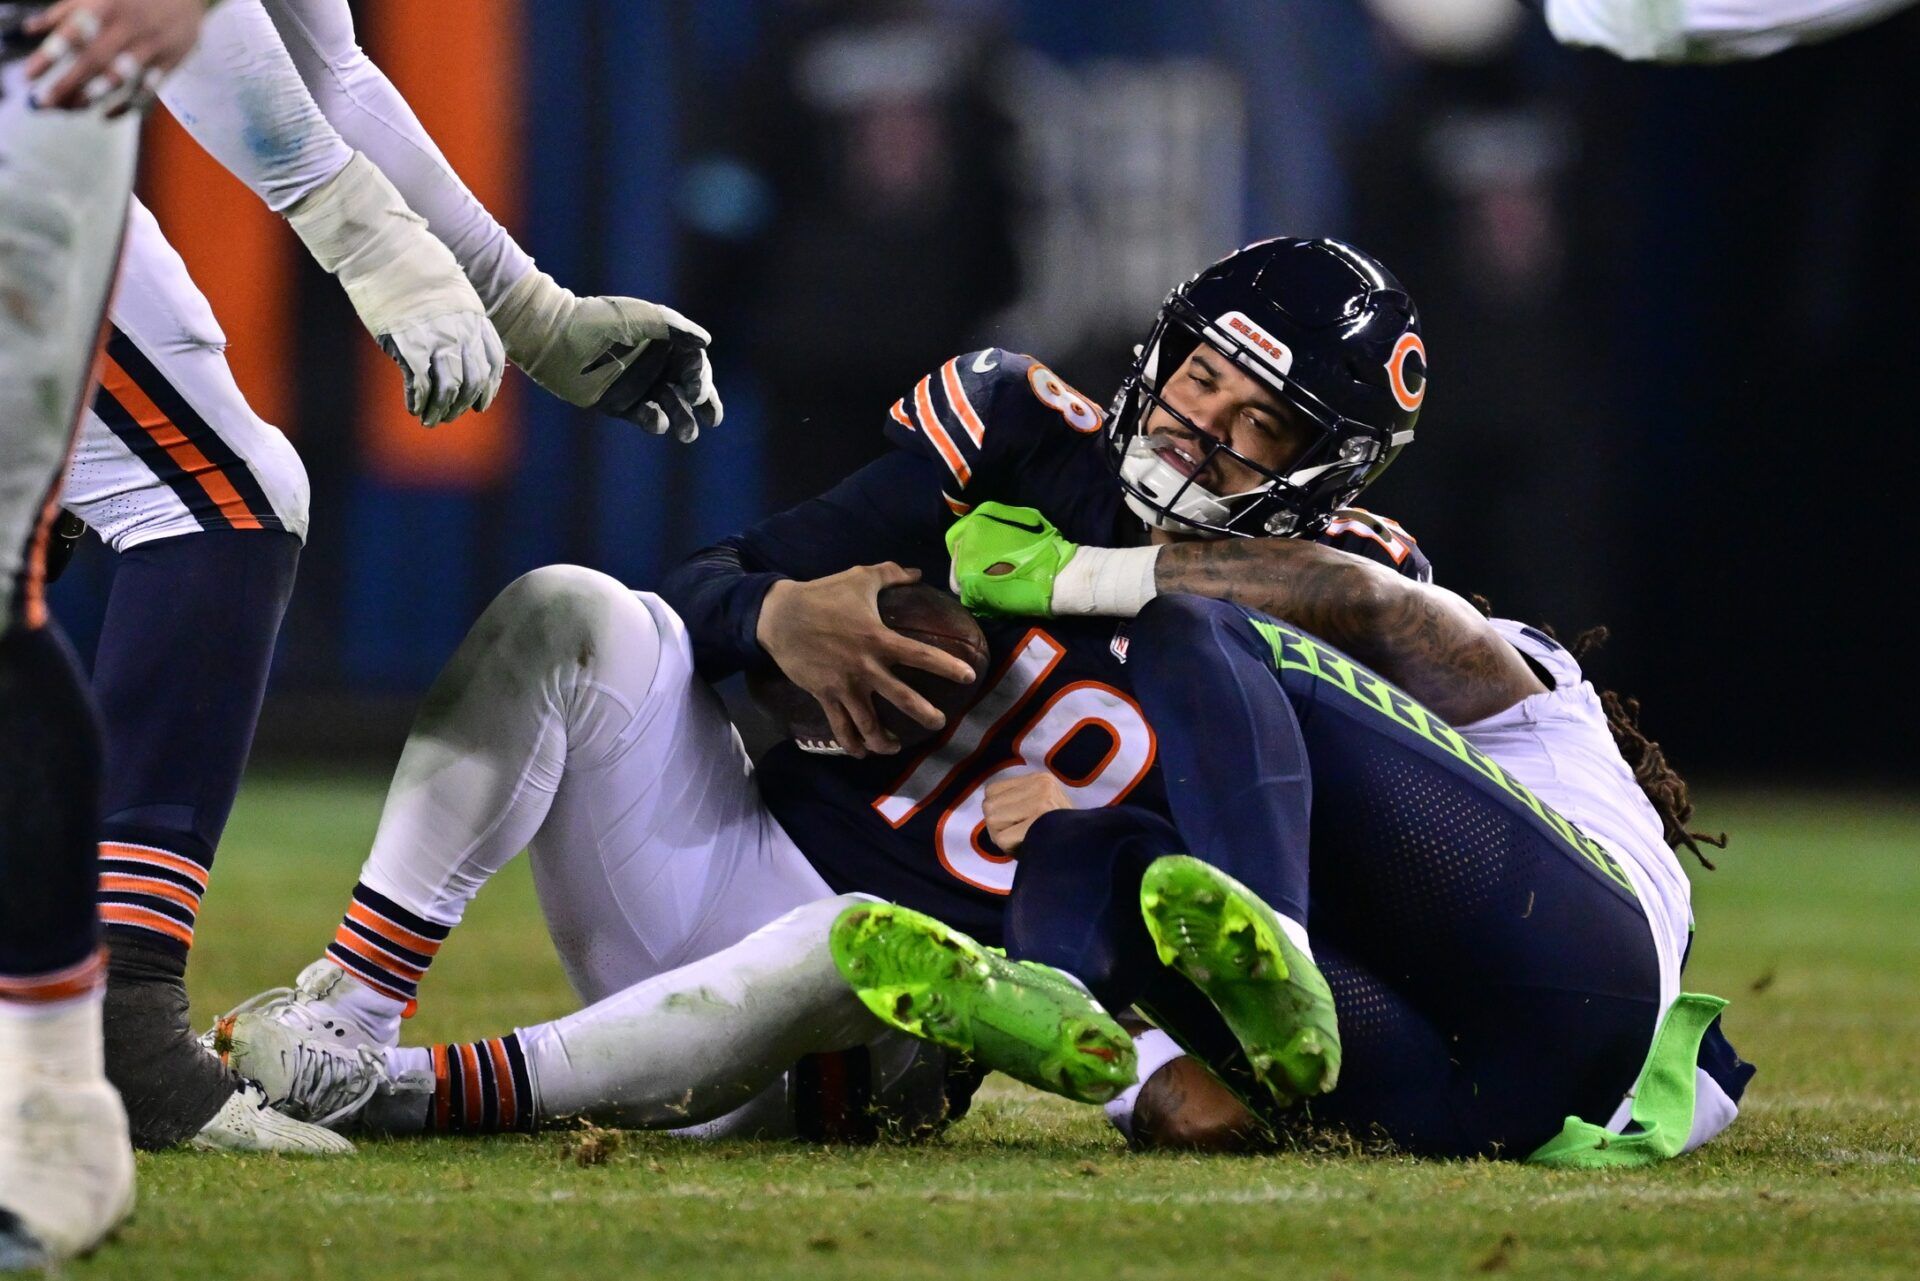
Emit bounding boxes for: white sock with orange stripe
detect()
[316,882,451,1046]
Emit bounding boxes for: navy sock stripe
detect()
[474,1042,498,1130]
[326,944,418,1000]
[96,858,206,895]
[97,891,196,925]
[349,884,451,942]
[450,1047,469,1131]
[337,916,435,971]
[504,1034,534,1131]
[98,826,215,871]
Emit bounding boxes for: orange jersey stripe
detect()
[942,493,973,517]
[21,474,63,630]
[487,1038,517,1130]
[99,843,211,890]
[100,903,195,947]
[345,902,444,957]
[98,874,203,911]
[431,1044,452,1132]
[890,399,916,431]
[940,359,987,447]
[1323,517,1410,565]
[20,324,103,628]
[458,1042,483,1126]
[1338,506,1417,541]
[97,355,262,531]
[913,376,971,487]
[331,929,428,982]
[0,950,105,1004]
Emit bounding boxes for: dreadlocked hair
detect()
[1472,599,1726,870]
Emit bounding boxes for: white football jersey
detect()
[1544,0,1917,62]
[1457,620,1694,1017]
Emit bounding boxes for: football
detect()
[747,583,990,753]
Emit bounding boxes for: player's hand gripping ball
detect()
[749,584,989,755]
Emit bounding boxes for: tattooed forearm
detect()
[1153,539,1542,723]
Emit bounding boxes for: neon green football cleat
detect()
[828,902,1137,1105]
[1139,855,1341,1108]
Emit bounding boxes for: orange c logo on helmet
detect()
[1386,333,1427,412]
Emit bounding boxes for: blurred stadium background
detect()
[48,0,1920,785]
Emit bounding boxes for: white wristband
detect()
[1050,544,1161,617]
[285,152,477,336]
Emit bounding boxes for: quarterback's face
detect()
[1146,345,1316,498]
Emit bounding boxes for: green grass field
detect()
[71,775,1920,1280]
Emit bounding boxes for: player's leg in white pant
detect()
[258,0,535,306]
[0,49,140,1270]
[524,587,833,1004]
[222,896,886,1135]
[278,565,829,1050]
[61,199,318,1149]
[221,896,1007,1142]
[407,896,881,1134]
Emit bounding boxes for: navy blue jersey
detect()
[660,350,1433,940]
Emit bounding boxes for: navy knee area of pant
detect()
[0,624,103,974]
[1127,593,1272,686]
[93,529,299,863]
[1005,805,1183,1009]
[1124,593,1314,922]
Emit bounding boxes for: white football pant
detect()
[354,565,834,1007]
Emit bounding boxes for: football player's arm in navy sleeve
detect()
[660,449,955,681]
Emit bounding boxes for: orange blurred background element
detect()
[355,0,522,487]
[141,115,295,432]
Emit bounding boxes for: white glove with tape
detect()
[489,269,723,442]
[286,153,505,427]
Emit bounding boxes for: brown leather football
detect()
[747,583,990,754]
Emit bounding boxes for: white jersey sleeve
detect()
[156,0,354,211]
[1544,0,1918,61]
[258,0,536,307]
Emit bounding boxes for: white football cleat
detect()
[0,1002,136,1271]
[187,1080,353,1155]
[213,958,389,1051]
[203,1009,394,1131]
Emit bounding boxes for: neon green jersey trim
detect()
[1248,618,1637,896]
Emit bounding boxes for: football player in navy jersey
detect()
[209,239,1744,1165]
[660,241,1433,944]
[836,239,1750,1160]
[201,238,1441,1142]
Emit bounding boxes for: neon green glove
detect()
[945,503,1080,617]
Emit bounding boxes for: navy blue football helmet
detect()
[1106,237,1426,539]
